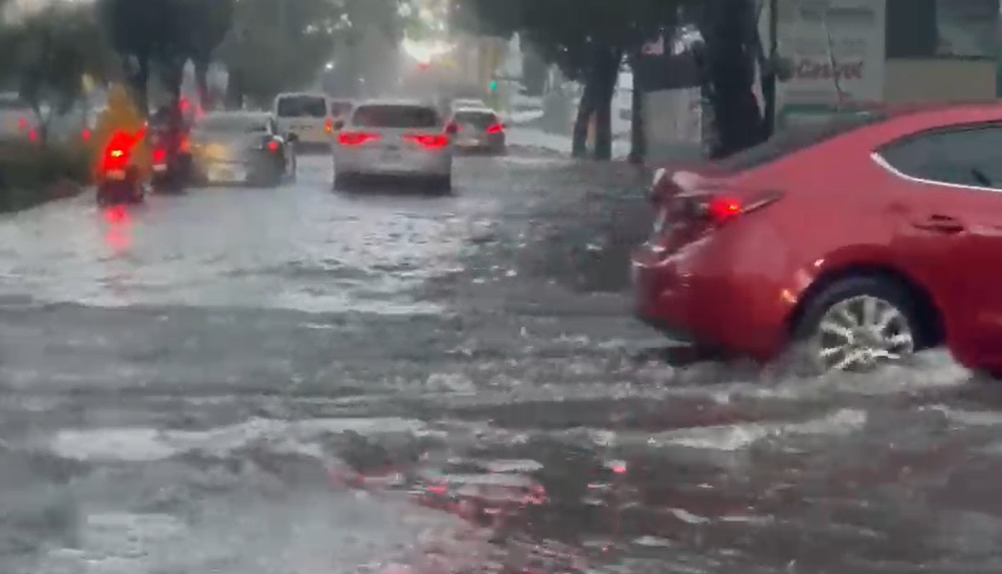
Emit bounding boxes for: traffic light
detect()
[488,79,498,92]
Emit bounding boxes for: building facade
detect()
[769,0,1000,126]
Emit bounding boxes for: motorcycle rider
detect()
[150,96,193,184]
[153,97,187,135]
[92,84,149,182]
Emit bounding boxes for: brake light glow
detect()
[706,197,742,224]
[486,123,503,134]
[152,148,167,162]
[103,148,128,172]
[267,140,279,152]
[339,132,379,146]
[700,192,784,226]
[406,134,449,149]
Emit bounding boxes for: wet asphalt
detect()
[0,146,1001,573]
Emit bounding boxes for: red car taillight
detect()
[671,191,783,227]
[704,196,744,225]
[711,192,783,225]
[486,123,503,134]
[152,148,167,163]
[267,140,280,152]
[652,191,783,251]
[339,132,379,146]
[405,134,449,149]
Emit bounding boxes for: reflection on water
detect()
[100,205,135,300]
[101,205,133,255]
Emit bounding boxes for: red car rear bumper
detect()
[631,225,799,362]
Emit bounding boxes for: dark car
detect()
[449,108,505,154]
[189,112,297,187]
[632,102,1002,376]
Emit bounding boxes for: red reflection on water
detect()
[102,205,132,254]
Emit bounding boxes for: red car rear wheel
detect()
[792,276,923,374]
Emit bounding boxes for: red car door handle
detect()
[912,215,965,233]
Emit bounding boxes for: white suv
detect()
[332,99,456,192]
[272,92,333,149]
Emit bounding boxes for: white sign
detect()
[762,0,886,109]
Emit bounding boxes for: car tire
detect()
[790,276,922,375]
[425,175,451,194]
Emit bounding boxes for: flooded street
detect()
[0,150,1000,573]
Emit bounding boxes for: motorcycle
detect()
[96,131,145,206]
[149,126,193,193]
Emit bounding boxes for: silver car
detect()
[0,92,39,142]
[332,99,455,192]
[189,111,296,187]
[449,107,506,154]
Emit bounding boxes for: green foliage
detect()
[450,0,685,77]
[96,0,233,93]
[447,0,521,38]
[0,141,90,211]
[1,5,111,138]
[220,0,407,102]
[218,0,344,101]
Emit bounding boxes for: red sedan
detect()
[632,103,1002,375]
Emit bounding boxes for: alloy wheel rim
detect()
[812,295,915,372]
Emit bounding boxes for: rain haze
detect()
[2,0,1002,573]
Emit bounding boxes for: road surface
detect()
[0,145,999,574]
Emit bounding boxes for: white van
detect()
[272,92,333,148]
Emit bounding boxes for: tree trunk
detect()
[628,80,645,164]
[593,48,620,161]
[193,57,211,109]
[571,81,594,158]
[593,92,613,160]
[135,56,150,115]
[702,0,765,158]
[225,68,244,110]
[163,60,184,102]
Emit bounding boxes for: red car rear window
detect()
[713,111,888,172]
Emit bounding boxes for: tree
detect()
[2,4,112,144]
[451,0,679,161]
[96,0,233,111]
[700,0,766,158]
[218,0,346,106]
[184,0,235,108]
[454,0,788,162]
[219,0,408,105]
